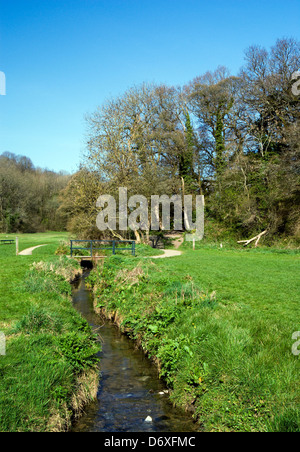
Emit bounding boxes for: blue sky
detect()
[0,0,299,173]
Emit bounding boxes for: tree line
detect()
[0,152,69,233]
[60,37,299,244]
[3,37,299,244]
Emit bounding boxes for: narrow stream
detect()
[70,272,198,433]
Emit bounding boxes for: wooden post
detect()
[16,237,19,256]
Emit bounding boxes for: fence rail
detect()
[70,239,136,257]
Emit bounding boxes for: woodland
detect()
[1,38,299,245]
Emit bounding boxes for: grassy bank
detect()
[89,246,300,432]
[0,233,100,432]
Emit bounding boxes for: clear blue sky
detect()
[0,0,299,173]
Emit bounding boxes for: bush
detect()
[55,241,70,255]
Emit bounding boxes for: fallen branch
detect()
[108,227,126,241]
[237,230,267,247]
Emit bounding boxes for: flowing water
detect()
[70,272,199,433]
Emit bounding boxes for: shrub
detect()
[55,241,70,256]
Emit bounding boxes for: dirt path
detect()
[18,245,47,256]
[18,244,180,259]
[148,249,182,259]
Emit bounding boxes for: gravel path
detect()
[148,249,182,259]
[18,245,180,258]
[18,245,47,255]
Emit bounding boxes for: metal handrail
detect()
[70,239,135,257]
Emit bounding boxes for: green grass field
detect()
[90,243,300,432]
[0,232,164,431]
[0,233,299,431]
[0,232,100,432]
[0,232,69,324]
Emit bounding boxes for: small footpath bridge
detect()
[70,239,136,266]
[70,239,182,267]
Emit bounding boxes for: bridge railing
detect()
[70,239,136,257]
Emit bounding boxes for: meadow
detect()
[89,243,300,432]
[0,232,163,431]
[0,232,299,431]
[0,232,100,432]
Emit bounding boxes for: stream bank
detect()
[70,272,198,432]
